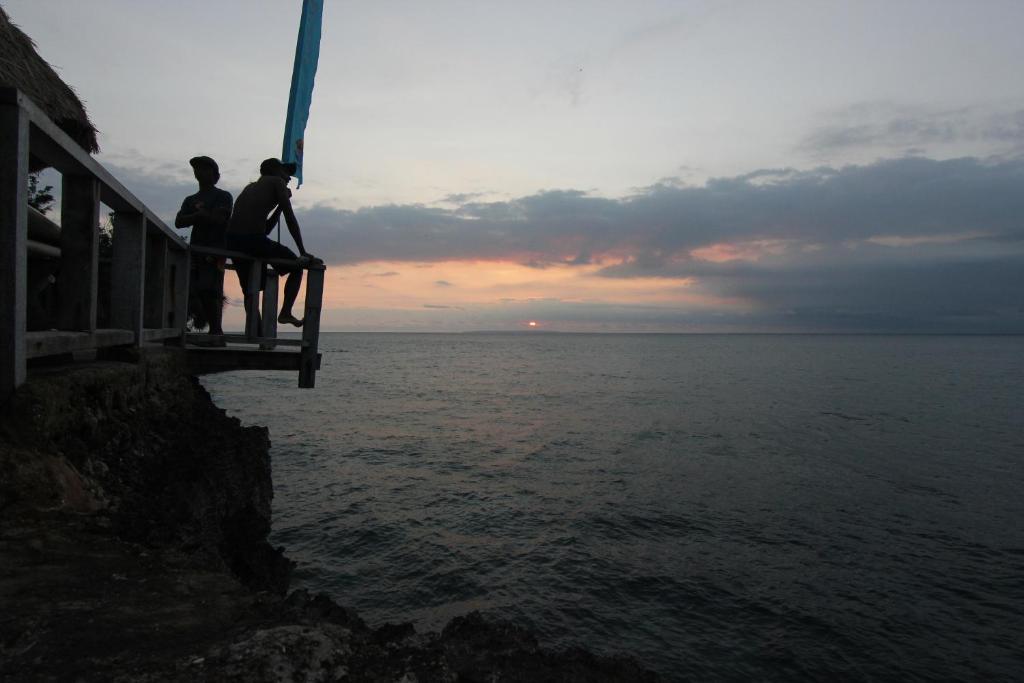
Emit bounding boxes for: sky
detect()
[7,0,1024,332]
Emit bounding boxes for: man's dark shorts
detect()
[226,234,300,292]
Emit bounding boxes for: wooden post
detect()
[56,175,100,332]
[0,104,29,398]
[169,248,190,333]
[110,212,146,344]
[260,271,279,350]
[162,249,175,332]
[143,229,167,329]
[245,258,262,340]
[298,265,324,388]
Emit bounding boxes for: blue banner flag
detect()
[282,0,324,187]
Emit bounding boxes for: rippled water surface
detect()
[203,333,1024,680]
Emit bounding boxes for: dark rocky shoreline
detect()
[0,350,658,681]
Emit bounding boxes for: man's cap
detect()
[260,158,298,177]
[189,156,219,173]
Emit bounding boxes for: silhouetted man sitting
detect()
[226,158,319,328]
[175,155,232,338]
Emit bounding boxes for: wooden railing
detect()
[1,88,189,399]
[1,87,325,397]
[187,245,324,388]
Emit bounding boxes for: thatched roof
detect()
[0,6,99,154]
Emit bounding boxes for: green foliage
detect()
[28,172,55,214]
[99,212,114,259]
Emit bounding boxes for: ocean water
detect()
[202,333,1024,680]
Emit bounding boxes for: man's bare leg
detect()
[278,270,304,327]
[203,291,224,336]
[243,292,263,336]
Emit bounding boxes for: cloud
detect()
[102,160,196,219]
[688,255,1024,332]
[534,2,738,109]
[864,232,989,248]
[112,154,1024,331]
[294,156,1024,270]
[439,192,486,205]
[802,102,1024,157]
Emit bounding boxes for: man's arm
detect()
[264,186,293,234]
[272,180,310,256]
[174,198,195,229]
[175,199,213,229]
[281,203,308,256]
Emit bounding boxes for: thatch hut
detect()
[0,6,98,157]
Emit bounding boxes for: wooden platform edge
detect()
[25,329,134,359]
[185,346,321,376]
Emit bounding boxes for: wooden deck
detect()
[26,329,135,359]
[185,342,321,375]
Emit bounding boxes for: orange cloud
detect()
[865,231,989,247]
[690,239,791,263]
[221,258,746,330]
[321,259,729,308]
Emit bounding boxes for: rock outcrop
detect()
[0,350,657,681]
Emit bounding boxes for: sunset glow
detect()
[221,258,742,331]
[10,1,1023,333]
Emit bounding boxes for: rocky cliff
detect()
[0,350,657,681]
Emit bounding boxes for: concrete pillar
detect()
[0,104,29,398]
[168,247,190,332]
[144,229,167,329]
[111,212,146,343]
[57,175,100,332]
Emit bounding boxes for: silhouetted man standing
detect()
[175,156,232,337]
[226,158,318,327]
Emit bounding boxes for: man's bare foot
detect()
[278,313,304,327]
